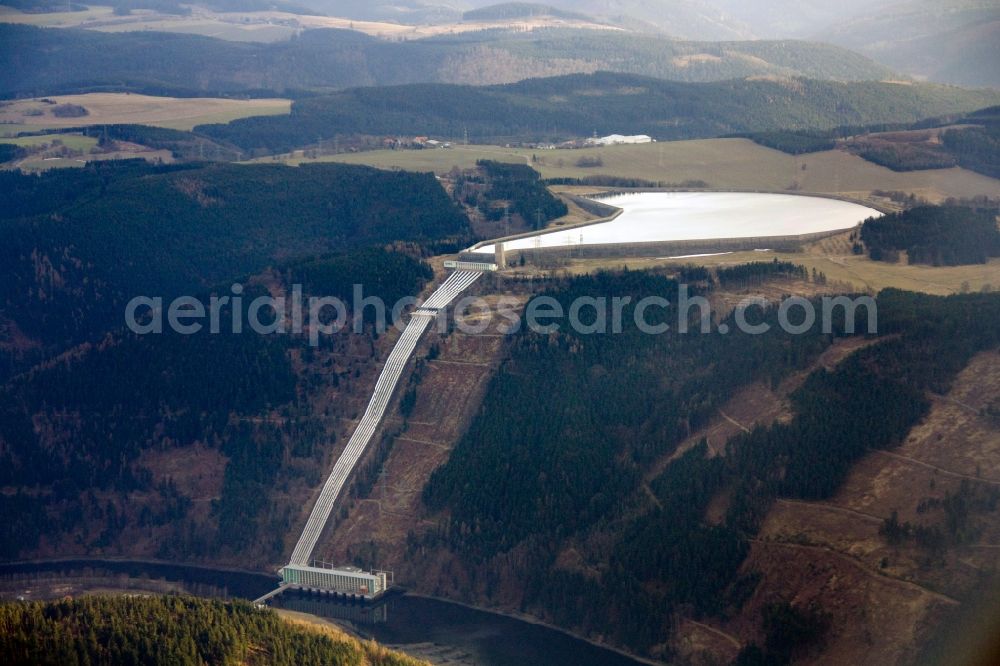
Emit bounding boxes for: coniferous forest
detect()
[0,160,468,371]
[0,156,461,563]
[0,248,435,561]
[860,205,1000,266]
[0,596,425,666]
[476,160,569,227]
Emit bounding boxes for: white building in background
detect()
[586,134,654,146]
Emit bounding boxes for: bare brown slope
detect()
[313,277,523,577]
[676,351,1000,665]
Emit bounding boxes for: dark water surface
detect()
[273,591,645,666]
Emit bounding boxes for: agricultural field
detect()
[1,132,175,172]
[271,145,529,172]
[0,93,290,133]
[309,140,1000,203]
[15,156,87,170]
[697,249,998,296]
[0,5,618,42]
[0,132,97,151]
[0,5,297,41]
[94,17,297,43]
[0,5,114,28]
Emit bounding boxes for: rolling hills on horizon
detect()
[817,0,1000,89]
[0,0,1000,94]
[289,0,899,41]
[0,23,903,100]
[196,71,1000,154]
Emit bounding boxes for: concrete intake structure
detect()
[287,270,483,570]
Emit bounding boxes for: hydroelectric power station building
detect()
[279,562,390,600]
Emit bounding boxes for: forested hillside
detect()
[843,107,1000,176]
[486,31,895,83]
[424,270,838,557]
[0,23,898,99]
[0,247,434,563]
[0,157,464,564]
[744,130,839,154]
[0,595,426,665]
[941,107,1000,178]
[523,0,754,39]
[420,273,1000,658]
[0,160,467,367]
[198,72,1000,154]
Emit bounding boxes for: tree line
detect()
[860,205,1000,266]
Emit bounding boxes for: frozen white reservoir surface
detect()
[477,192,882,252]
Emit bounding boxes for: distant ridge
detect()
[197,71,1000,154]
[0,24,899,99]
[818,0,1000,88]
[463,2,596,23]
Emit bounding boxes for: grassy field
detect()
[273,145,528,171]
[94,19,296,42]
[0,93,291,132]
[0,132,98,151]
[16,157,88,171]
[310,140,1000,203]
[555,243,1000,296]
[309,140,1000,294]
[0,5,293,41]
[0,124,48,137]
[697,251,998,295]
[4,139,173,172]
[0,5,114,27]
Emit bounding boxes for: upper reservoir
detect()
[477,192,883,253]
